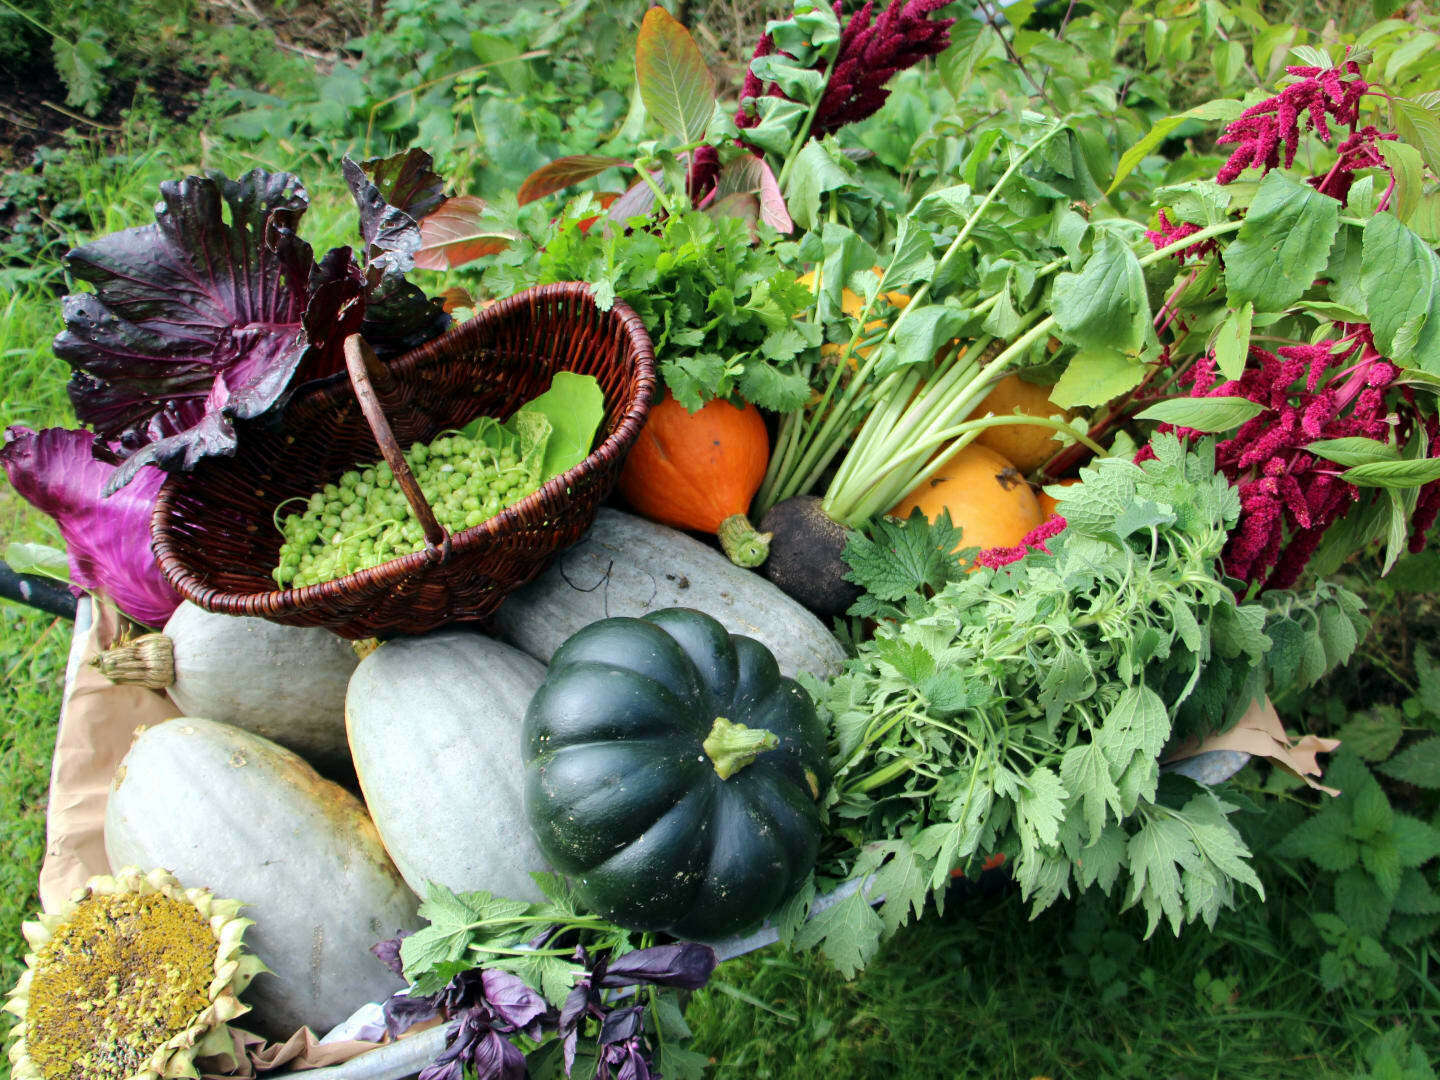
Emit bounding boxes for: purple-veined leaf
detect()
[413,196,519,271]
[635,6,716,145]
[606,177,658,223]
[712,154,792,232]
[0,426,180,627]
[517,155,630,206]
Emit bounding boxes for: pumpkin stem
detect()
[91,633,175,689]
[717,514,772,568]
[703,717,779,780]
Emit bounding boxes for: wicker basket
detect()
[151,283,656,639]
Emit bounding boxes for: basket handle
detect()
[344,335,451,564]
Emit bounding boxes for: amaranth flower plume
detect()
[737,0,954,136]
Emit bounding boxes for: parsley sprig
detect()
[796,436,1367,976]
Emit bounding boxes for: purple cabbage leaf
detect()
[56,149,452,494]
[0,426,180,627]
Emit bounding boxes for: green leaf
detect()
[1224,171,1341,312]
[1052,232,1152,353]
[842,508,966,607]
[1417,646,1440,717]
[1049,349,1147,409]
[1341,457,1440,489]
[871,842,931,935]
[1362,836,1404,898]
[491,952,583,1008]
[1134,396,1266,432]
[1391,813,1440,867]
[1380,738,1440,789]
[1016,766,1068,851]
[888,306,970,373]
[785,141,854,232]
[1073,823,1128,893]
[1334,867,1392,939]
[1213,302,1253,381]
[794,883,884,978]
[515,372,605,481]
[1108,99,1243,193]
[52,28,112,115]
[1380,140,1427,225]
[635,6,716,145]
[771,873,816,949]
[655,1045,710,1080]
[1393,97,1440,180]
[1277,806,1360,871]
[1393,868,1440,915]
[3,542,70,583]
[1097,685,1170,774]
[1126,813,1201,937]
[1352,782,1395,839]
[1306,437,1400,468]
[1335,710,1404,763]
[1361,212,1440,373]
[1061,742,1123,841]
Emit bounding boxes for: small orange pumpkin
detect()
[617,390,772,566]
[889,443,1044,556]
[1036,477,1081,519]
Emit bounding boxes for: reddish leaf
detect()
[518,155,630,206]
[704,191,760,230]
[606,178,658,224]
[635,6,716,145]
[713,154,792,233]
[414,196,517,270]
[438,286,475,312]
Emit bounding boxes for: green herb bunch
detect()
[795,436,1367,976]
[533,207,819,412]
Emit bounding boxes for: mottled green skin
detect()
[523,608,829,939]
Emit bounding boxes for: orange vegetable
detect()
[966,375,1076,474]
[617,391,772,566]
[889,443,1044,555]
[1036,477,1081,519]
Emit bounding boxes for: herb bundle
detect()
[795,437,1366,975]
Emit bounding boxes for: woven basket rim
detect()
[150,281,656,618]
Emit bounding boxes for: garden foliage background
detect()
[1,0,1439,1075]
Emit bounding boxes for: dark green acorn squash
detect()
[522,607,829,939]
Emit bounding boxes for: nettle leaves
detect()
[58,149,452,491]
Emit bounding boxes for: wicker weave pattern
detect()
[151,283,656,638]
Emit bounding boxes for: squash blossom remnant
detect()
[4,867,266,1080]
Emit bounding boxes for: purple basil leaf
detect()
[382,990,443,1039]
[597,1039,652,1080]
[599,943,718,990]
[0,426,180,627]
[481,968,549,1036]
[597,1005,644,1047]
[470,1027,529,1080]
[370,934,408,977]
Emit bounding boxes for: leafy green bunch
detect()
[792,436,1366,975]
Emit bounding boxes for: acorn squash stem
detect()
[703,716,779,780]
[717,514,771,568]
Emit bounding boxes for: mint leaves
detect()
[805,438,1367,967]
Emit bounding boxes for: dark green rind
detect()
[522,607,829,939]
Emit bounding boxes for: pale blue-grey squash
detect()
[104,718,420,1039]
[489,509,846,679]
[163,603,359,777]
[345,628,551,904]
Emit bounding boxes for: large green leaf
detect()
[1135,397,1266,432]
[1223,171,1340,312]
[635,6,716,145]
[1107,99,1243,194]
[1050,348,1147,408]
[1052,232,1152,352]
[1361,213,1440,374]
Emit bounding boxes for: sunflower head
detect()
[4,867,266,1080]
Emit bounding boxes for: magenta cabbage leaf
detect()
[57,149,452,493]
[1,426,180,627]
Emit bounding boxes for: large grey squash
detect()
[489,509,847,679]
[105,718,421,1039]
[163,603,359,778]
[346,629,550,904]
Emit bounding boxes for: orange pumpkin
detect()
[889,443,1044,555]
[1036,477,1081,519]
[617,391,772,566]
[966,375,1076,474]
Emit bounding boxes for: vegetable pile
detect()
[6,1,1440,1078]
